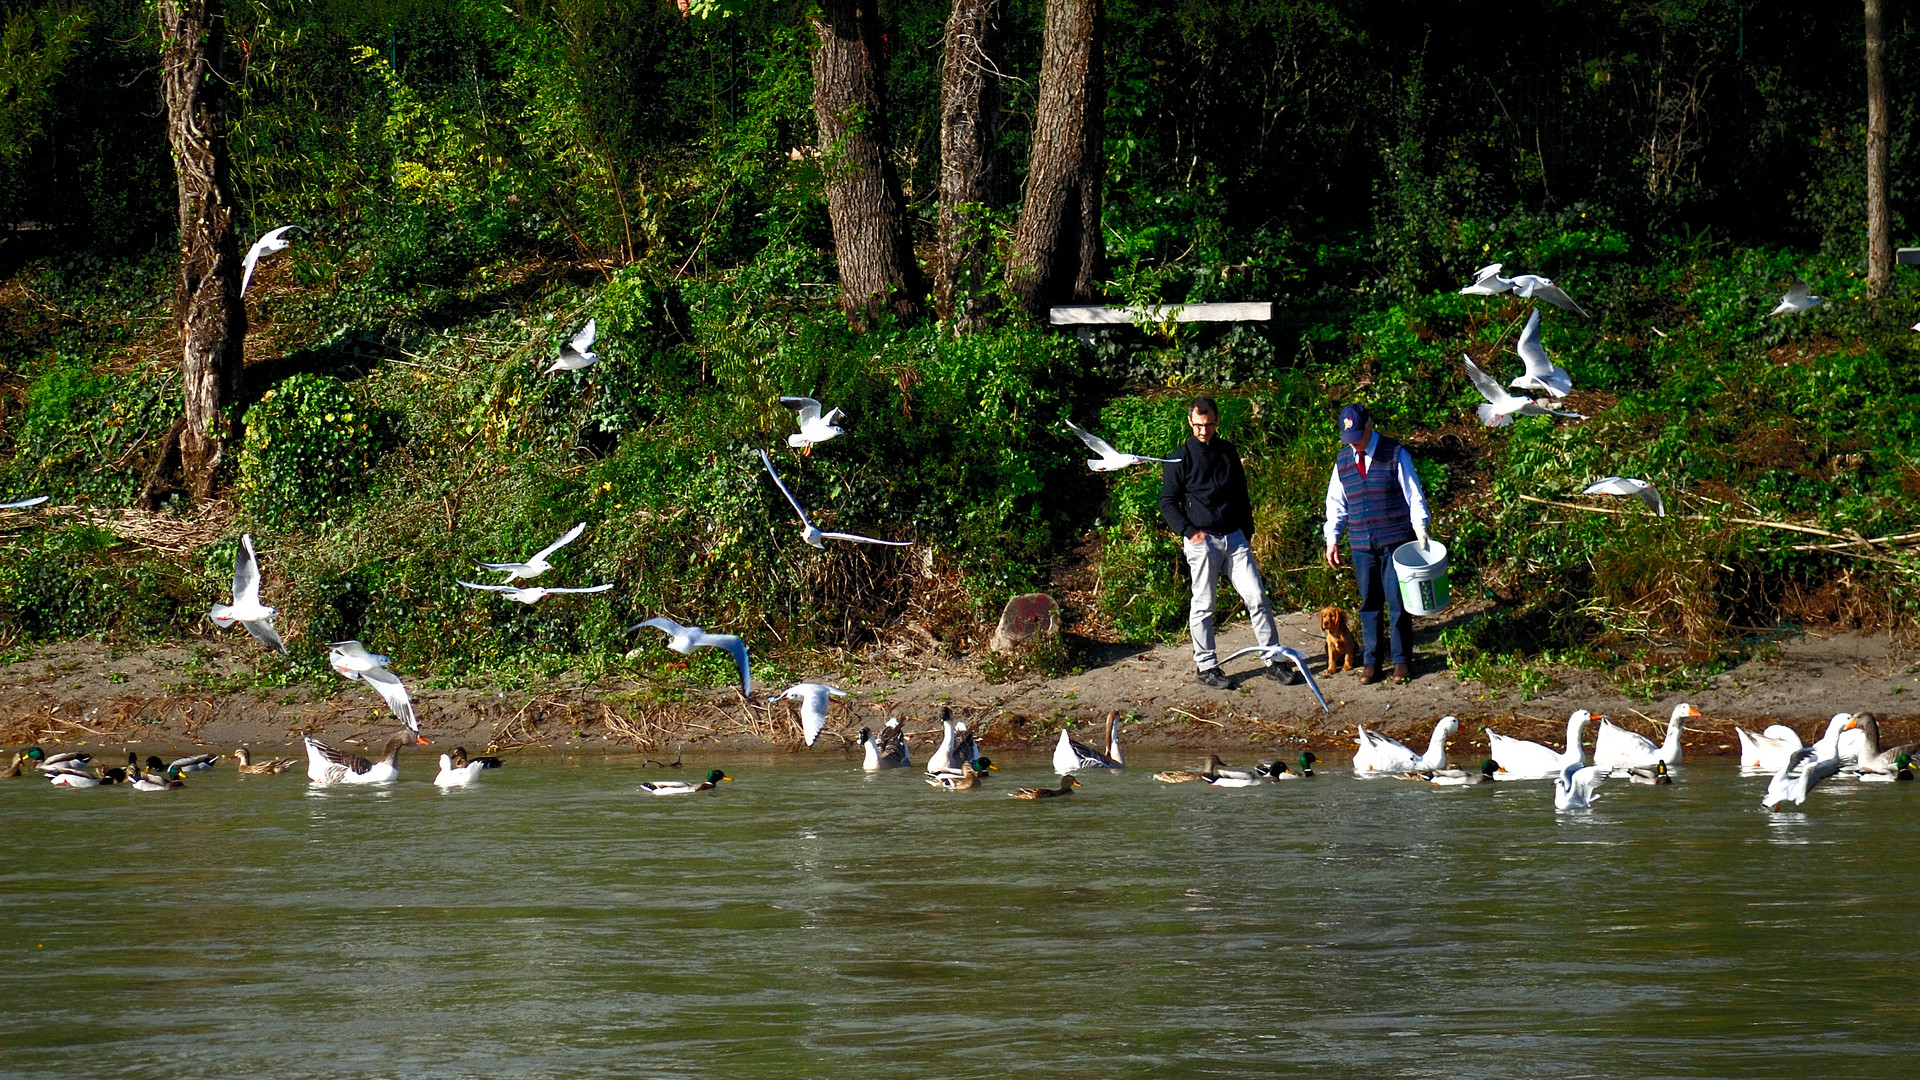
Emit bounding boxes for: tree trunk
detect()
[1007,0,1102,323]
[809,0,922,329]
[936,0,1003,332]
[157,0,246,504]
[1865,0,1891,300]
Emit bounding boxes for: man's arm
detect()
[1322,464,1347,566]
[1159,458,1198,539]
[1395,446,1431,543]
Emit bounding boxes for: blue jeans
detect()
[1350,542,1412,666]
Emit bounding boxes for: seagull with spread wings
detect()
[241,225,298,295]
[480,523,587,582]
[1583,477,1666,517]
[545,320,599,373]
[631,616,752,697]
[1220,644,1329,712]
[1509,274,1588,316]
[0,496,48,510]
[1463,355,1585,428]
[211,534,285,653]
[1511,309,1573,398]
[780,396,844,452]
[760,451,912,549]
[1063,418,1181,472]
[1769,279,1822,316]
[775,683,846,746]
[1459,263,1513,297]
[458,581,613,605]
[328,640,422,736]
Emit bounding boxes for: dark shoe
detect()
[1361,664,1381,686]
[1265,663,1303,685]
[1195,667,1231,690]
[1394,662,1413,683]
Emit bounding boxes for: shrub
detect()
[236,374,387,531]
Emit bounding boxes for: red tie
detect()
[1356,448,1367,480]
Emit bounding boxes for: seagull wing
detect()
[360,667,418,732]
[818,531,913,547]
[759,450,813,529]
[1460,263,1511,295]
[568,319,596,355]
[544,583,614,595]
[233,534,263,606]
[1512,275,1588,316]
[695,633,751,696]
[1638,485,1666,517]
[1280,647,1329,712]
[457,580,520,593]
[1784,279,1811,305]
[1462,355,1510,407]
[632,615,690,639]
[1220,645,1278,665]
[1512,310,1572,396]
[530,522,588,564]
[1065,418,1124,462]
[477,561,532,573]
[0,496,49,509]
[243,618,286,653]
[780,397,823,426]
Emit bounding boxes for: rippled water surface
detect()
[3,751,1916,1078]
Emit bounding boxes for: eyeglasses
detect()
[1188,416,1217,429]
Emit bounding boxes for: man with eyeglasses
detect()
[1159,396,1296,690]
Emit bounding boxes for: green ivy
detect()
[236,374,386,531]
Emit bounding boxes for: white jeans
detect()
[1182,529,1279,670]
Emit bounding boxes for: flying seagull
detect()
[775,683,846,746]
[1583,477,1666,517]
[545,320,599,373]
[1463,355,1585,428]
[328,640,422,737]
[760,451,912,549]
[780,396,844,452]
[0,496,48,510]
[1511,309,1572,398]
[1553,761,1608,810]
[1220,644,1329,712]
[480,522,587,582]
[210,533,285,653]
[457,581,613,605]
[1459,263,1513,297]
[1509,274,1588,316]
[1762,746,1845,811]
[1769,279,1822,317]
[631,616,752,697]
[241,225,298,295]
[1064,418,1181,472]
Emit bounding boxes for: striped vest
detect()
[1337,435,1416,550]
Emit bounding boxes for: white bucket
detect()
[1392,540,1450,616]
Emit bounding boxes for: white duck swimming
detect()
[434,753,485,788]
[1352,716,1457,774]
[1736,723,1804,773]
[1593,703,1698,773]
[1487,710,1589,779]
[304,735,406,786]
[1053,712,1123,775]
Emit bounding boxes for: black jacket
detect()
[1159,435,1255,539]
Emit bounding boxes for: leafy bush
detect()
[1,354,178,504]
[236,374,387,531]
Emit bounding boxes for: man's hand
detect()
[1189,531,1207,544]
[1415,527,1431,552]
[1324,544,1342,569]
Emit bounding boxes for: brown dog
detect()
[1320,605,1360,674]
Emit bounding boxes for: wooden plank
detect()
[1048,302,1272,325]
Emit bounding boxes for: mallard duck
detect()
[1553,761,1606,810]
[32,748,90,772]
[1010,774,1080,800]
[234,747,296,775]
[1594,703,1698,772]
[1763,746,1844,810]
[1838,713,1920,776]
[169,753,221,772]
[434,753,486,788]
[1053,712,1123,775]
[1283,751,1318,778]
[1353,717,1457,774]
[1153,755,1225,784]
[45,762,102,788]
[1413,759,1498,785]
[641,768,730,795]
[304,735,406,786]
[926,760,992,790]
[129,765,185,791]
[1736,723,1804,772]
[861,721,910,771]
[1486,711,1588,779]
[1627,761,1673,785]
[2,750,27,778]
[450,746,502,769]
[1858,753,1913,782]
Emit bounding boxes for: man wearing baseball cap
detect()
[1322,403,1430,684]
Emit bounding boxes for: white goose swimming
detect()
[434,753,486,788]
[1053,712,1123,775]
[304,735,407,786]
[1593,703,1698,772]
[1486,710,1589,779]
[1352,716,1457,774]
[1736,723,1804,773]
[1836,713,1920,777]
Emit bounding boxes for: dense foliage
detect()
[2,0,1917,693]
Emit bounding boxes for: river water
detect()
[2,751,1914,1078]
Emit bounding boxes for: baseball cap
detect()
[1339,404,1371,444]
